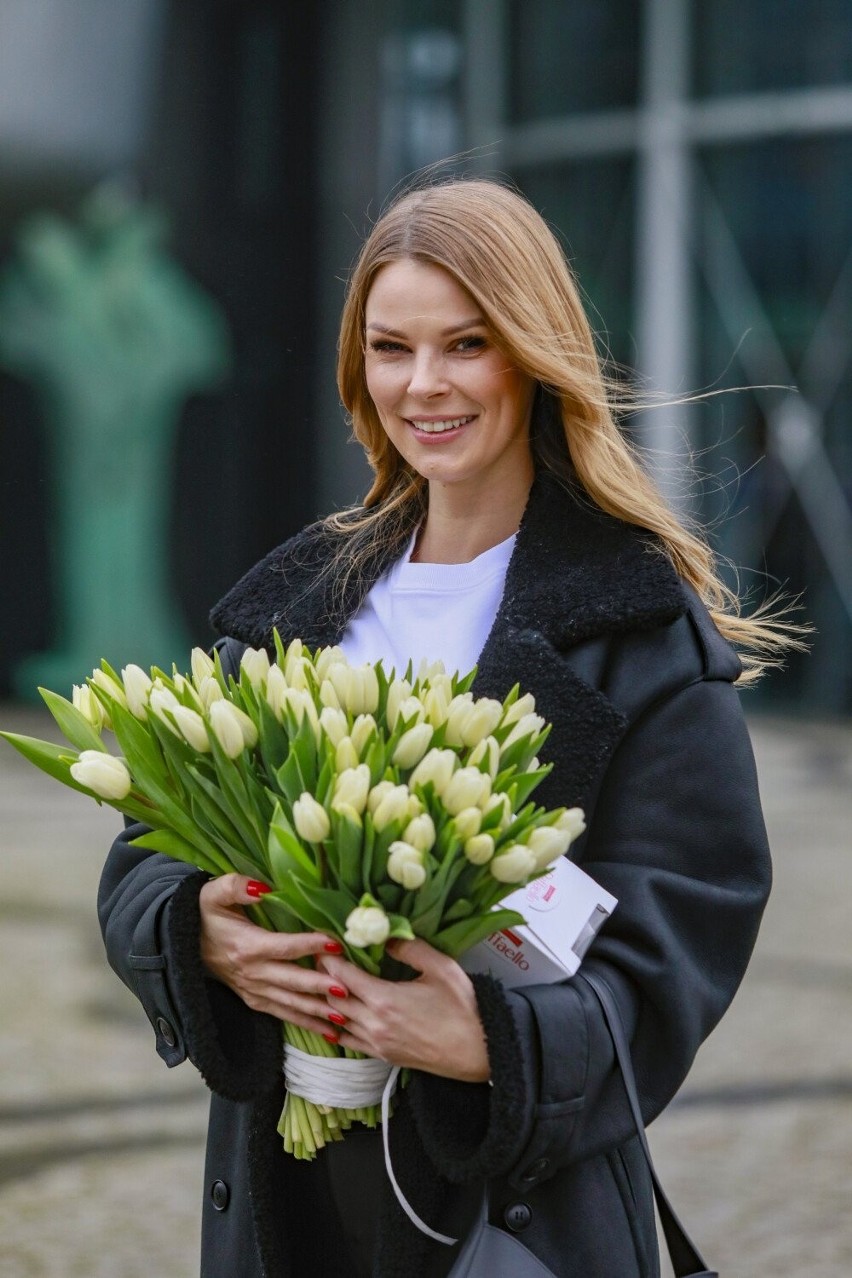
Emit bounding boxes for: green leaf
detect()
[129,827,226,875]
[387,913,415,941]
[442,897,474,922]
[330,809,364,895]
[258,892,303,933]
[38,689,107,753]
[430,907,526,958]
[275,751,307,806]
[278,878,355,938]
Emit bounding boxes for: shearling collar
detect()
[210,472,686,654]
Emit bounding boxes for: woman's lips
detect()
[406,414,476,439]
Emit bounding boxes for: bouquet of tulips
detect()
[1,636,585,1159]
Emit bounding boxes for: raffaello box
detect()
[459,857,617,988]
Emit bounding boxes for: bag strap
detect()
[581,971,718,1278]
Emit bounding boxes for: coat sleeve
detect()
[409,664,771,1193]
[97,824,283,1098]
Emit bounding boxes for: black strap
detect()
[582,972,718,1278]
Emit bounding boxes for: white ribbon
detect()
[283,1047,457,1246]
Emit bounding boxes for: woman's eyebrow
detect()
[366,317,487,337]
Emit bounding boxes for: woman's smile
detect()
[364,259,534,498]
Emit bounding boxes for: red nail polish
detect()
[322,1032,339,1044]
[323,940,343,954]
[246,880,271,897]
[328,985,348,999]
[327,1011,347,1027]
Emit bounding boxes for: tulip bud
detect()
[385,678,412,730]
[502,692,537,725]
[319,705,348,747]
[387,842,427,890]
[490,844,537,883]
[468,735,500,779]
[70,750,132,800]
[354,665,380,715]
[403,812,436,853]
[464,833,495,865]
[344,905,390,948]
[190,647,216,688]
[501,712,546,751]
[451,806,482,842]
[149,686,181,728]
[526,825,572,870]
[482,791,513,827]
[555,807,587,840]
[460,698,504,748]
[331,764,371,815]
[422,683,450,728]
[372,784,412,831]
[73,684,106,730]
[209,700,257,758]
[319,679,341,710]
[314,645,345,681]
[350,714,377,755]
[240,646,271,689]
[284,654,310,691]
[409,748,457,796]
[197,675,225,711]
[416,658,447,682]
[442,766,491,816]
[265,664,289,720]
[281,687,320,738]
[91,668,127,709]
[397,696,426,726]
[293,793,331,843]
[392,722,434,770]
[120,665,152,720]
[443,694,475,747]
[335,736,360,772]
[172,705,211,753]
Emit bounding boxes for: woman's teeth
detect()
[410,416,473,433]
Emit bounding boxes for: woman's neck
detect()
[411,478,532,564]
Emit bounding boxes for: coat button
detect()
[519,1157,549,1184]
[211,1180,230,1212]
[504,1202,532,1232]
[156,1016,176,1047]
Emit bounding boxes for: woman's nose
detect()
[407,351,447,398]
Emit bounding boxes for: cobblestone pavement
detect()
[1,705,850,1277]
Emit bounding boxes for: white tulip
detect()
[350,714,377,755]
[409,748,457,796]
[293,793,331,843]
[120,665,152,720]
[149,686,181,728]
[265,664,289,720]
[555,807,587,840]
[190,647,216,688]
[501,712,546,752]
[385,678,412,730]
[372,784,412,831]
[451,806,482,842]
[332,764,371,815]
[335,736,360,772]
[91,668,127,709]
[468,735,500,779]
[422,683,450,728]
[367,780,396,813]
[240,646,270,689]
[344,905,390,948]
[319,679,341,710]
[501,692,537,725]
[73,684,106,730]
[397,695,426,726]
[392,722,434,770]
[70,751,132,800]
[490,844,537,883]
[197,675,225,711]
[402,812,436,853]
[172,705,211,753]
[442,767,491,815]
[319,706,348,747]
[314,645,345,681]
[482,792,513,827]
[464,833,495,865]
[526,825,572,870]
[387,842,427,890]
[443,694,474,747]
[209,701,257,758]
[284,655,310,691]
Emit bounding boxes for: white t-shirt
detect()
[339,531,516,677]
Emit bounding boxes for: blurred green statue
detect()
[0,182,231,697]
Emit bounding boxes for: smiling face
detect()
[363,259,535,505]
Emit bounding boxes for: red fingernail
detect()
[328,985,348,999]
[322,1032,339,1044]
[323,940,343,954]
[246,880,271,897]
[327,1011,347,1027]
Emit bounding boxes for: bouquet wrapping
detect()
[1,635,586,1161]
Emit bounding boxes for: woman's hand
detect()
[319,938,490,1083]
[198,875,349,1040]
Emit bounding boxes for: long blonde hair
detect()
[332,178,802,681]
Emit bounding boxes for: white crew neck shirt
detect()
[339,531,516,676]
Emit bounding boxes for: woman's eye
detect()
[369,339,407,354]
[454,335,487,353]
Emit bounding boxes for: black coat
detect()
[98,474,771,1277]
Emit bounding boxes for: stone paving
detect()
[1,704,850,1277]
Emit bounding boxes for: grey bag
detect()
[448,973,718,1278]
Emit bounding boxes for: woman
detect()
[98,179,790,1277]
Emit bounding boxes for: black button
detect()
[211,1180,230,1212]
[156,1016,176,1047]
[504,1202,532,1232]
[519,1157,549,1183]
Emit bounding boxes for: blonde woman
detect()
[99,180,793,1277]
